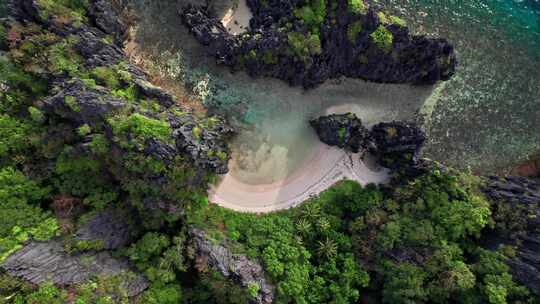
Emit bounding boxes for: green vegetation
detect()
[347,21,363,43]
[389,15,407,27]
[378,12,407,27]
[109,113,172,148]
[294,0,327,34]
[37,0,90,26]
[187,169,535,303]
[0,115,31,158]
[0,167,58,261]
[370,25,394,52]
[288,32,322,60]
[348,0,368,14]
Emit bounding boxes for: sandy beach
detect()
[209,144,389,213]
[220,0,252,35]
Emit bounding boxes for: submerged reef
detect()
[182,0,457,88]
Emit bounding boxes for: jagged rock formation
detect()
[1,240,149,297]
[190,227,275,304]
[370,121,426,171]
[182,0,457,88]
[41,78,233,174]
[43,79,127,126]
[482,176,540,294]
[309,113,371,153]
[75,209,141,250]
[310,114,426,175]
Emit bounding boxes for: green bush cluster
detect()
[378,12,407,27]
[0,167,58,261]
[109,113,172,149]
[0,56,47,114]
[37,0,90,26]
[348,0,368,14]
[294,0,327,34]
[370,25,394,52]
[287,32,322,60]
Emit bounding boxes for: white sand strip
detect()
[209,144,389,213]
[221,0,252,35]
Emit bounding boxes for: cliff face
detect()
[182,0,457,88]
[482,176,540,294]
[189,227,275,304]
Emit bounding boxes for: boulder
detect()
[370,121,426,171]
[88,0,127,43]
[1,240,148,297]
[189,227,274,304]
[75,209,142,250]
[309,113,371,153]
[42,79,127,127]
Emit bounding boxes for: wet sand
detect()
[210,145,389,213]
[220,0,252,35]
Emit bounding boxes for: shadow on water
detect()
[128,0,435,189]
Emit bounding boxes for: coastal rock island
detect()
[182,0,457,88]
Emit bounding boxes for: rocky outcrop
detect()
[43,79,127,126]
[88,0,127,44]
[8,0,233,176]
[171,115,234,174]
[484,176,540,207]
[309,113,371,153]
[1,240,148,297]
[310,115,426,175]
[370,121,426,171]
[182,1,457,88]
[75,209,142,250]
[190,227,275,304]
[482,176,540,294]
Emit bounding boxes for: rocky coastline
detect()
[182,0,457,88]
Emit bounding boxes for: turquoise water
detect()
[368,0,540,172]
[130,0,540,179]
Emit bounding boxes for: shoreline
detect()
[220,0,252,35]
[209,144,389,213]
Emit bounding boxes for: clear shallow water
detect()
[129,0,540,184]
[367,0,540,173]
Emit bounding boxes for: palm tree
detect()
[296,218,312,236]
[316,217,331,233]
[301,203,321,220]
[317,237,338,259]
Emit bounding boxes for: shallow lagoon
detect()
[128,0,540,184]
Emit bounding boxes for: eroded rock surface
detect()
[182,1,457,88]
[1,240,148,297]
[75,209,141,250]
[190,227,275,304]
[483,176,540,294]
[370,121,426,171]
[310,115,426,176]
[309,113,371,153]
